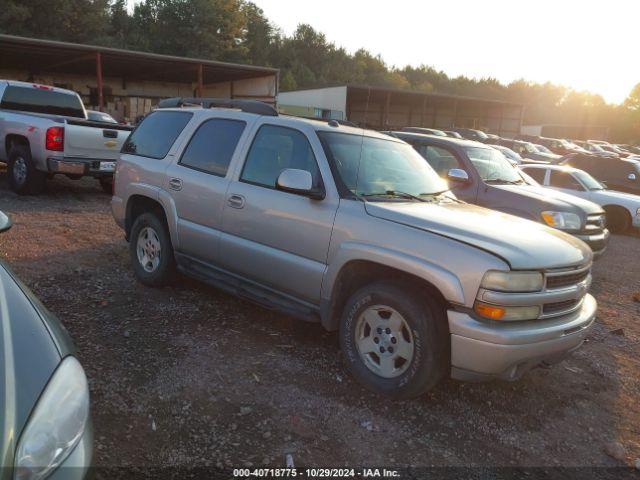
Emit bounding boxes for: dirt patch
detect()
[0,172,639,470]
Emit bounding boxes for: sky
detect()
[249,0,639,104]
[126,0,639,104]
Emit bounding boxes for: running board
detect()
[175,253,320,323]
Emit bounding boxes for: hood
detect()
[491,184,604,215]
[0,263,65,474]
[364,200,592,270]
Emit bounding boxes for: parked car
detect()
[391,131,609,257]
[401,126,447,136]
[0,211,92,479]
[112,97,598,398]
[498,139,559,163]
[86,109,118,124]
[443,130,463,139]
[516,135,580,156]
[520,164,640,233]
[574,141,618,158]
[448,127,490,143]
[558,153,640,195]
[0,80,133,194]
[489,144,522,165]
[599,143,640,160]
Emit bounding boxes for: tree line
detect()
[1,0,638,142]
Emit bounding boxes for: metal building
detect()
[278,85,524,137]
[0,34,278,122]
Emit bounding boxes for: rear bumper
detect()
[448,294,597,381]
[47,157,116,177]
[574,229,609,258]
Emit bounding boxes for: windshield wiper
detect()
[362,190,427,202]
[485,178,524,185]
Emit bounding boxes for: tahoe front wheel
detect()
[129,213,176,286]
[339,281,449,399]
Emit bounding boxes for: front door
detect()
[220,124,338,304]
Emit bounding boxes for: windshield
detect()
[465,146,523,183]
[318,132,448,198]
[573,170,604,190]
[475,130,489,140]
[497,146,522,162]
[523,142,538,153]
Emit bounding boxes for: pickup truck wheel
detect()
[8,145,46,195]
[339,282,449,399]
[129,213,176,286]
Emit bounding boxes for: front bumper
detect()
[48,420,93,480]
[574,229,609,258]
[449,293,597,382]
[47,157,116,178]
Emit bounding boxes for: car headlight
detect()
[636,207,640,217]
[14,357,89,480]
[480,270,544,293]
[541,211,582,230]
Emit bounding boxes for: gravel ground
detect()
[0,172,639,475]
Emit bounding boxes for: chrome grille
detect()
[546,270,590,290]
[543,299,580,315]
[585,214,605,232]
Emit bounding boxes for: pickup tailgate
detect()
[63,120,133,161]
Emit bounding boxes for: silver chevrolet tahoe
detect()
[111,98,597,399]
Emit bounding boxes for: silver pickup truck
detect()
[112,98,598,399]
[0,80,132,194]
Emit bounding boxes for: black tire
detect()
[339,281,449,399]
[7,145,46,195]
[604,206,630,234]
[129,212,176,287]
[99,176,113,194]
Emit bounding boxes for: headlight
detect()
[474,302,540,321]
[480,270,544,292]
[541,211,582,230]
[14,357,89,480]
[636,207,640,217]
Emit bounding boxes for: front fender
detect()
[321,241,467,306]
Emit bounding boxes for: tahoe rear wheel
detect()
[339,281,449,399]
[129,213,176,286]
[7,145,46,195]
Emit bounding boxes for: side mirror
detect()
[276,168,325,200]
[0,211,12,233]
[628,173,637,182]
[447,168,469,183]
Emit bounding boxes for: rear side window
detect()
[122,111,192,159]
[550,171,582,190]
[179,118,245,176]
[240,125,321,188]
[1,85,85,118]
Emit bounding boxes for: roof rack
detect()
[157,97,278,117]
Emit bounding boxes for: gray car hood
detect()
[365,200,592,269]
[491,184,604,215]
[0,263,65,475]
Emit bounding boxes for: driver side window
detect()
[416,145,462,177]
[549,171,583,190]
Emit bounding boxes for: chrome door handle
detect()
[169,178,182,191]
[227,194,245,209]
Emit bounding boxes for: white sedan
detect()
[521,164,640,233]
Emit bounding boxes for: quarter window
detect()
[179,119,246,176]
[122,111,192,159]
[241,125,321,188]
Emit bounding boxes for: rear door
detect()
[164,115,249,265]
[219,123,338,304]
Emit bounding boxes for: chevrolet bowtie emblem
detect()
[104,140,118,148]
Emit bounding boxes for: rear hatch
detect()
[63,119,133,161]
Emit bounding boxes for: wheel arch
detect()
[320,247,465,331]
[5,134,30,156]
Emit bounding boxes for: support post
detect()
[421,96,427,126]
[196,64,204,97]
[383,91,391,128]
[96,52,104,111]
